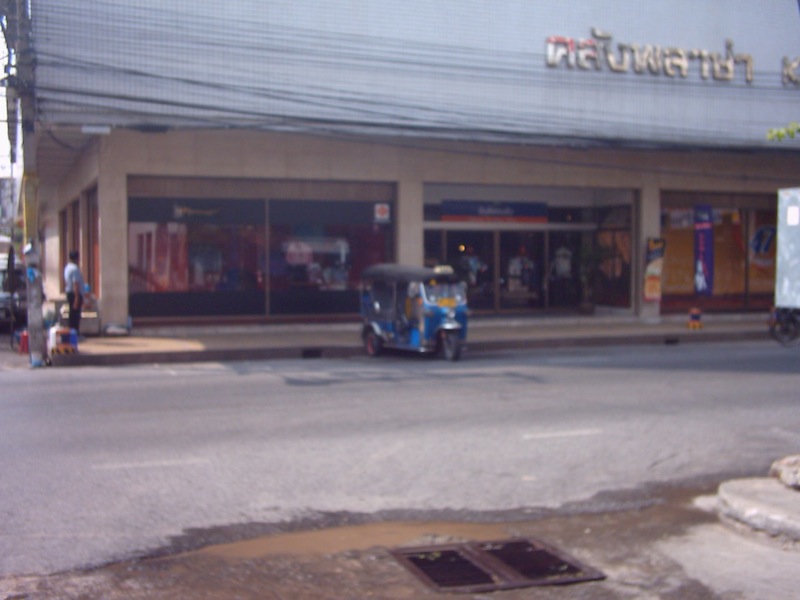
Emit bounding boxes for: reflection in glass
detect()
[447,231,494,310]
[500,232,544,309]
[269,200,394,315]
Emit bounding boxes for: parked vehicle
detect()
[768,306,800,346]
[0,258,26,329]
[360,263,468,360]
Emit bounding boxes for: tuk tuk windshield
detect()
[423,281,466,305]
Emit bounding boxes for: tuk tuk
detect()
[360,263,468,360]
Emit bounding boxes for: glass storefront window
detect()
[547,232,581,309]
[269,199,394,315]
[422,198,634,314]
[548,207,595,224]
[128,198,266,318]
[426,226,628,313]
[593,229,632,307]
[424,230,444,268]
[593,207,632,308]
[500,232,544,309]
[713,209,746,298]
[747,210,777,298]
[447,231,494,310]
[660,205,776,312]
[661,208,696,297]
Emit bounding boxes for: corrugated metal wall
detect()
[29,0,800,149]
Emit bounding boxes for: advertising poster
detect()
[693,205,714,296]
[644,238,666,302]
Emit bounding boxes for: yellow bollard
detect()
[688,307,703,329]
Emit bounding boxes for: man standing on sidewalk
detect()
[64,250,85,333]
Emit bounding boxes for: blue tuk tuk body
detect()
[360,263,468,360]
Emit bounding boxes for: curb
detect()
[49,345,364,367]
[717,478,800,543]
[48,328,769,367]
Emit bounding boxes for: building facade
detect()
[3,0,799,327]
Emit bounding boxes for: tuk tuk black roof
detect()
[361,263,460,284]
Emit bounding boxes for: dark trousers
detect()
[66,292,83,332]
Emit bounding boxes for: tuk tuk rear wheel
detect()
[364,330,383,357]
[441,330,462,361]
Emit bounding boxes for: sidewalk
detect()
[36,312,771,367]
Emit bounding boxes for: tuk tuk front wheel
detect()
[441,330,462,361]
[364,329,383,357]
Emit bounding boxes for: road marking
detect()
[522,428,602,441]
[91,458,211,470]
[426,366,538,376]
[771,427,800,440]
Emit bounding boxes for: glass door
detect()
[446,231,495,310]
[547,232,582,310]
[426,227,603,313]
[593,206,633,308]
[500,232,545,310]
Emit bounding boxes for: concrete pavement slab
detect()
[1,313,772,368]
[717,478,800,543]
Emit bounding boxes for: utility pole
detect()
[8,0,45,366]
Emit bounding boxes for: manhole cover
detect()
[391,537,604,593]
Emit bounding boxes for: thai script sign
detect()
[546,28,798,87]
[129,197,263,225]
[174,205,218,219]
[783,57,800,86]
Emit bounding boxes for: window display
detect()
[128,198,266,317]
[269,199,394,315]
[447,231,494,310]
[660,205,776,312]
[500,232,544,309]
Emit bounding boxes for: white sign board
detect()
[775,188,800,309]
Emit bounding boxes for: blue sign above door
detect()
[441,200,548,223]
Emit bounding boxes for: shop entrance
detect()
[425,227,597,313]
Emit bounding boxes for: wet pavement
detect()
[2,313,798,599]
[1,478,798,599]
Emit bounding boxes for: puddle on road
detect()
[191,485,715,562]
[197,521,511,560]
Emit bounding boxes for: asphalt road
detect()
[2,340,798,580]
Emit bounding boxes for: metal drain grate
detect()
[391,537,605,593]
[405,549,495,589]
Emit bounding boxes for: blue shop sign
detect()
[441,200,548,223]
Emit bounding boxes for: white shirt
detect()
[64,261,85,296]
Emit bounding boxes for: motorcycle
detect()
[768,307,800,347]
[360,263,468,361]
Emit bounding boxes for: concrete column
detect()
[396,178,424,266]
[96,137,130,327]
[638,179,662,322]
